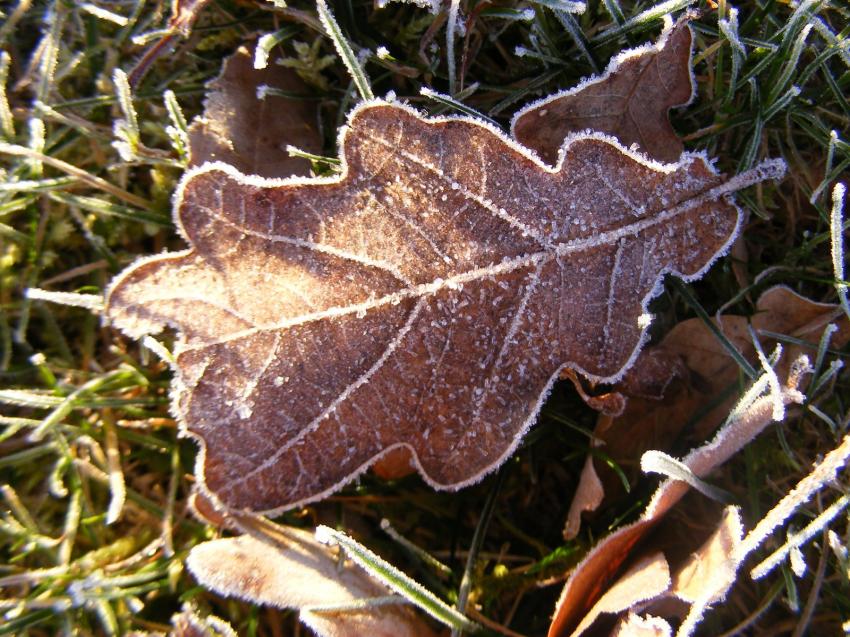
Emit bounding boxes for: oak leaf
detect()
[106,100,782,514]
[512,16,695,165]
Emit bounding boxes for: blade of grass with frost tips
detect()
[420,87,498,126]
[591,0,696,44]
[0,142,152,209]
[452,468,504,637]
[26,288,104,312]
[315,525,481,633]
[528,0,586,14]
[316,0,374,101]
[830,183,850,320]
[641,450,732,503]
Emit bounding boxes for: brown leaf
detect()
[105,99,783,514]
[188,43,322,179]
[186,529,437,637]
[371,446,416,480]
[567,286,849,530]
[670,506,743,605]
[564,456,604,540]
[512,16,695,165]
[570,552,671,637]
[547,355,809,637]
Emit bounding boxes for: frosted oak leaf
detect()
[106,100,783,514]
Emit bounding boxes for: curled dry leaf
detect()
[670,506,745,633]
[106,99,783,514]
[570,552,670,637]
[186,529,437,637]
[548,355,810,637]
[564,286,850,537]
[512,16,695,165]
[188,43,322,179]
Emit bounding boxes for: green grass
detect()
[1,0,849,635]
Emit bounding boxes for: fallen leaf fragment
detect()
[106,99,783,514]
[548,355,810,637]
[571,552,671,637]
[671,506,745,636]
[188,42,322,179]
[565,286,850,535]
[512,16,695,165]
[187,528,437,637]
[671,506,744,604]
[563,456,605,540]
[611,613,671,637]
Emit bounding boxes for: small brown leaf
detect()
[188,43,322,179]
[106,100,782,514]
[512,16,695,165]
[187,530,437,637]
[564,456,604,540]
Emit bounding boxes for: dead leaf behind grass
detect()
[512,15,695,165]
[548,354,811,637]
[188,42,322,179]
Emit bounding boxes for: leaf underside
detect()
[107,101,755,514]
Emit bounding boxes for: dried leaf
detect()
[188,43,322,179]
[611,613,671,637]
[669,506,744,631]
[547,355,809,637]
[186,530,437,637]
[512,16,695,164]
[106,99,782,514]
[567,286,850,530]
[570,552,670,637]
[564,456,604,540]
[371,446,416,480]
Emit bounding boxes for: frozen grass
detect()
[0,0,848,635]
